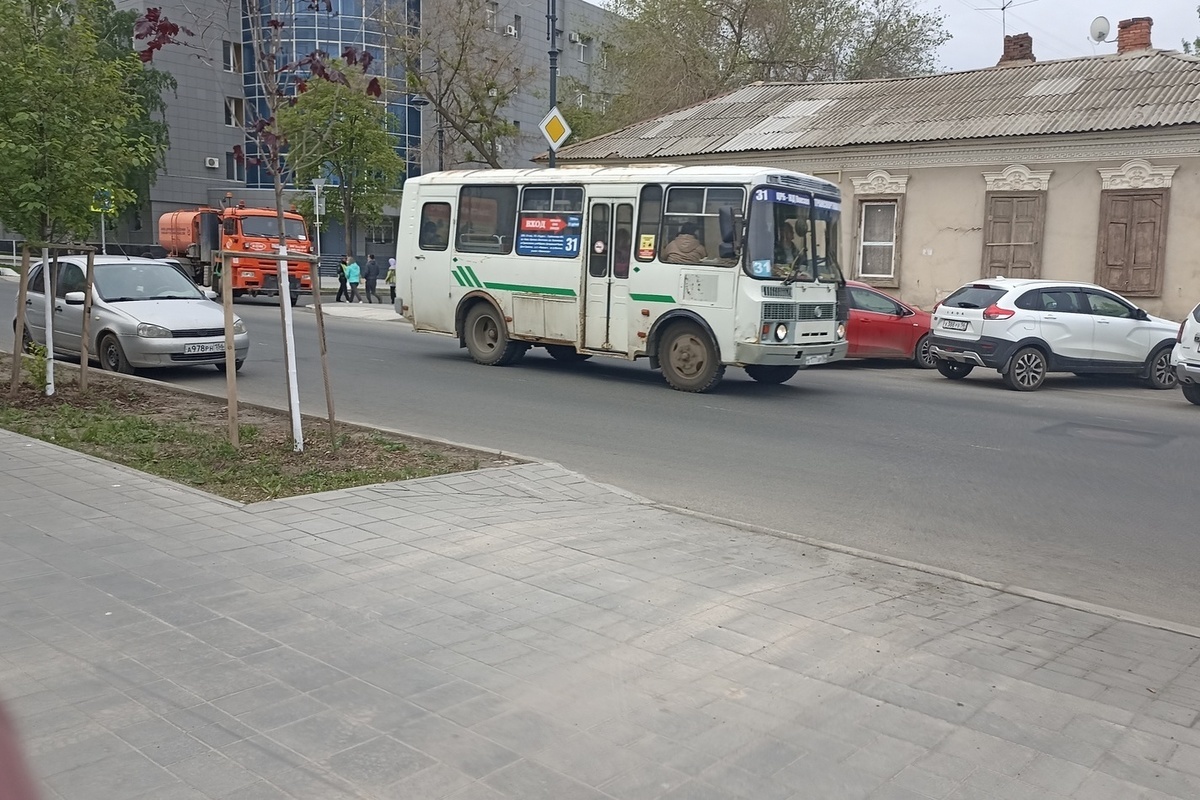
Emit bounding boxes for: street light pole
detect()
[546,0,559,168]
[311,178,325,261]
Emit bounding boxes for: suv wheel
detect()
[1144,347,1177,390]
[1183,383,1200,406]
[936,360,974,380]
[1003,347,1046,391]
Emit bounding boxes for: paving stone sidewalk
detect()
[2,428,1200,800]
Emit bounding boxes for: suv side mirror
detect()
[1135,308,1149,321]
[204,289,219,301]
[64,291,86,305]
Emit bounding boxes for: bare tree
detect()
[380,0,537,169]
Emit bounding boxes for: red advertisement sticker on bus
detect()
[520,216,567,233]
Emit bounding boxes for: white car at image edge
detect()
[928,278,1179,392]
[1172,302,1200,405]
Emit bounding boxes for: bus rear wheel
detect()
[464,303,526,366]
[659,322,724,392]
[745,365,799,384]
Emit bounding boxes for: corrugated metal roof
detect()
[556,50,1200,161]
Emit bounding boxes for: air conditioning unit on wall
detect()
[204,157,221,169]
[568,32,580,43]
[504,24,517,36]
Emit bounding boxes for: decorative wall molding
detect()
[1097,158,1178,190]
[982,164,1052,192]
[851,170,909,195]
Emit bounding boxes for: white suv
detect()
[1173,303,1200,405]
[929,279,1179,392]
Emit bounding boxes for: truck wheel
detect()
[289,293,301,307]
[464,303,526,366]
[659,322,724,392]
[546,345,591,363]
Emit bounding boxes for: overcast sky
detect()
[922,0,1199,71]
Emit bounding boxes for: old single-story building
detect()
[553,17,1200,320]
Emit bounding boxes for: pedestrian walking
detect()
[385,258,397,304]
[346,255,362,303]
[336,258,349,302]
[364,254,382,303]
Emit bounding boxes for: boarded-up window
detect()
[983,193,1044,279]
[1095,190,1169,297]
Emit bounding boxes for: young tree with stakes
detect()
[138,3,387,451]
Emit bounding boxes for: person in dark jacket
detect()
[336,258,349,302]
[364,254,382,303]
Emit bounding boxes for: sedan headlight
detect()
[232,319,247,335]
[136,323,171,338]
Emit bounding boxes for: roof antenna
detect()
[979,0,1040,38]
[1088,16,1114,45]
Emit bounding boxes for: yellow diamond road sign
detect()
[539,106,572,152]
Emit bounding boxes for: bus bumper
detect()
[734,340,847,367]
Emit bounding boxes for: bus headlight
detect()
[774,323,788,342]
[836,322,847,340]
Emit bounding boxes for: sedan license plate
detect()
[804,354,828,366]
[184,342,224,355]
[942,320,969,331]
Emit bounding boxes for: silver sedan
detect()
[15,256,250,372]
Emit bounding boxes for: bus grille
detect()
[761,303,836,322]
[762,286,793,298]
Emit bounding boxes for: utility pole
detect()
[546,0,559,167]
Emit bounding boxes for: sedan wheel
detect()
[1145,347,1177,390]
[1003,347,1046,391]
[99,333,135,374]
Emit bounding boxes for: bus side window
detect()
[635,185,662,262]
[457,186,518,255]
[419,202,451,251]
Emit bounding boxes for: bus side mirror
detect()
[718,207,742,259]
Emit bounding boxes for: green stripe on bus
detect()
[483,282,577,297]
[462,265,483,288]
[452,269,467,287]
[629,293,676,303]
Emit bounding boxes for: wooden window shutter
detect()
[983,192,1044,279]
[1095,190,1168,297]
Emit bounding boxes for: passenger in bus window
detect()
[614,229,631,278]
[660,223,707,264]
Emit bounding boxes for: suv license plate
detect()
[184,342,224,355]
[942,320,969,331]
[804,354,828,366]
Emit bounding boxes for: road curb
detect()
[655,502,1200,642]
[8,349,1198,642]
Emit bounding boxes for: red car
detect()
[845,281,935,368]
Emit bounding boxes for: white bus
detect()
[395,165,848,392]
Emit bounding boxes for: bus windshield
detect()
[745,187,843,284]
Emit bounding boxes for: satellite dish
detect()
[1089,16,1111,44]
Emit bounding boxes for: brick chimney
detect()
[1117,17,1153,54]
[997,33,1036,66]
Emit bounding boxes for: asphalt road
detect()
[4,280,1199,625]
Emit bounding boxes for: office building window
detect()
[224,97,244,128]
[484,1,498,32]
[225,153,245,182]
[222,41,242,73]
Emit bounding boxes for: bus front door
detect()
[583,201,632,353]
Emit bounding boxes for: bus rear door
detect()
[583,200,634,353]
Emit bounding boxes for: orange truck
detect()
[158,202,313,305]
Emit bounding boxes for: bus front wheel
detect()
[464,303,526,366]
[659,322,724,392]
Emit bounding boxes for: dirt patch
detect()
[1,357,522,503]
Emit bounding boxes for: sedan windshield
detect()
[745,188,844,283]
[94,262,204,302]
[239,216,307,239]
